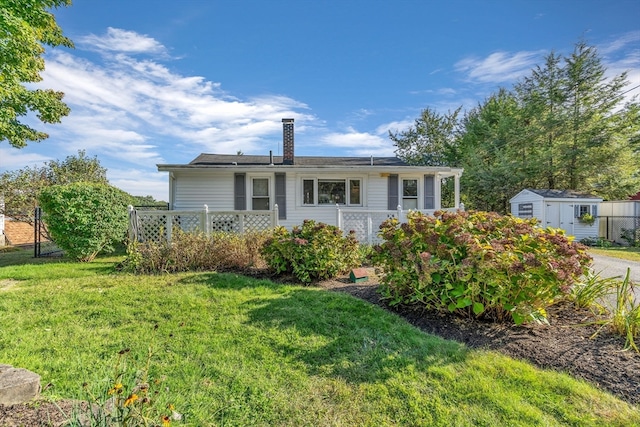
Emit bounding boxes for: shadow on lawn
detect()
[242,286,468,384]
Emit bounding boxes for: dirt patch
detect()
[0,280,20,292]
[0,399,88,427]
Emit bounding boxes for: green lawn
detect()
[0,249,638,426]
[589,246,640,262]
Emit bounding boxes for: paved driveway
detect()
[589,253,640,304]
[590,253,640,283]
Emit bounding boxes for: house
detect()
[510,189,602,241]
[154,119,463,240]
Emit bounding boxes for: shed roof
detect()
[526,189,601,199]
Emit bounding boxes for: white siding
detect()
[173,171,234,210]
[510,190,544,224]
[168,169,456,230]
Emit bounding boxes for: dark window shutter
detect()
[388,174,398,210]
[592,204,598,217]
[424,175,435,209]
[574,204,579,218]
[275,173,286,219]
[234,173,246,210]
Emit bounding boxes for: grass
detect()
[588,246,640,262]
[1,249,639,426]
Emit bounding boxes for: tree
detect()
[457,89,526,212]
[0,0,73,148]
[390,107,461,166]
[39,182,132,262]
[0,150,107,223]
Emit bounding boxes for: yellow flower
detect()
[162,415,171,426]
[108,383,123,395]
[124,393,139,407]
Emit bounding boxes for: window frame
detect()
[300,176,363,207]
[402,178,419,210]
[249,175,271,211]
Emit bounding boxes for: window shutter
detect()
[234,173,246,210]
[592,204,598,217]
[574,204,579,218]
[388,174,398,210]
[424,175,435,209]
[275,173,286,219]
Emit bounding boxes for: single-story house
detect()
[510,189,602,241]
[152,119,463,241]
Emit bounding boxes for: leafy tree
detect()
[0,150,107,222]
[457,89,526,212]
[0,0,73,148]
[390,107,461,166]
[39,182,133,262]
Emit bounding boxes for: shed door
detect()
[545,202,574,234]
[545,202,561,228]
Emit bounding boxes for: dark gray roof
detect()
[189,154,410,167]
[527,189,601,199]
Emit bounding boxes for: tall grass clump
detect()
[374,210,592,324]
[589,269,640,352]
[121,230,269,274]
[262,220,361,283]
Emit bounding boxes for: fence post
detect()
[166,212,173,243]
[274,204,279,227]
[367,214,373,245]
[397,205,403,222]
[336,204,342,230]
[238,213,244,234]
[203,204,209,236]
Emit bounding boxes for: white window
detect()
[402,179,418,210]
[301,178,362,206]
[251,177,270,210]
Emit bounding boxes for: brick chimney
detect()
[282,118,294,165]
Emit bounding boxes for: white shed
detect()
[510,189,602,241]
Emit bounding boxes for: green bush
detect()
[262,220,361,283]
[39,182,132,262]
[121,230,269,274]
[374,210,592,324]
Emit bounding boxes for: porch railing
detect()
[337,206,461,245]
[129,205,279,243]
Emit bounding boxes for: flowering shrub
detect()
[262,220,361,283]
[374,210,592,324]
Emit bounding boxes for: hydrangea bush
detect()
[374,210,592,324]
[262,220,361,283]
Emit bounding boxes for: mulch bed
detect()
[2,270,638,426]
[316,271,640,406]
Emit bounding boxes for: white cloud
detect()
[79,27,168,55]
[455,50,545,83]
[108,168,168,201]
[0,148,51,170]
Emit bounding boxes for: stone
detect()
[0,365,41,406]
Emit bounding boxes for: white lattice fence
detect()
[338,208,401,245]
[129,206,278,242]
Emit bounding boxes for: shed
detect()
[510,189,602,241]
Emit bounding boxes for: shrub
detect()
[121,230,269,274]
[38,182,132,262]
[374,210,592,324]
[262,220,361,283]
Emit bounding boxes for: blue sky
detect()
[2,0,639,201]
